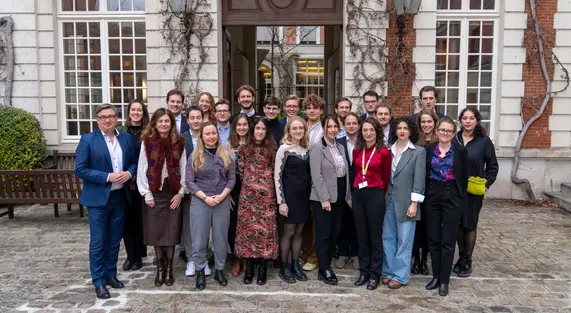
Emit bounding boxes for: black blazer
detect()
[336,136,356,190]
[424,140,469,196]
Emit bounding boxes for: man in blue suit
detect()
[75,104,137,299]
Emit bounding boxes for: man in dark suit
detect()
[166,89,189,134]
[75,104,137,299]
[335,112,360,269]
[410,86,447,121]
[375,103,396,147]
[360,90,379,121]
[230,85,262,123]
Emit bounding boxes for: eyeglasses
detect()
[437,129,454,135]
[364,100,377,104]
[285,105,298,109]
[265,107,280,112]
[97,115,117,121]
[216,109,230,114]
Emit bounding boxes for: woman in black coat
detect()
[452,108,498,278]
[424,117,468,297]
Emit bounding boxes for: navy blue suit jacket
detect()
[180,115,190,134]
[75,129,137,208]
[182,130,195,160]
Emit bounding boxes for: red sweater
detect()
[352,143,392,192]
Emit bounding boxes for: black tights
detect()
[280,223,305,262]
[457,228,477,258]
[154,246,175,262]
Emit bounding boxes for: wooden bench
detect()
[0,170,84,219]
[47,150,77,170]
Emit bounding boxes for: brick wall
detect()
[521,0,557,148]
[386,2,416,117]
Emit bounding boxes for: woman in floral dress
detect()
[235,116,279,286]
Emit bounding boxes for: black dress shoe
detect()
[411,256,420,275]
[457,259,472,278]
[256,260,268,285]
[439,283,449,296]
[420,260,429,275]
[122,260,133,271]
[196,269,206,290]
[354,275,370,286]
[105,277,124,288]
[291,260,308,281]
[366,278,380,290]
[425,278,440,290]
[317,268,338,285]
[95,286,111,299]
[214,269,228,286]
[179,250,188,263]
[452,254,465,274]
[279,262,296,283]
[131,259,143,271]
[243,258,255,284]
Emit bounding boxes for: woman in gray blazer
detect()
[309,115,352,285]
[381,116,426,289]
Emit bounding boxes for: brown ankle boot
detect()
[165,258,174,286]
[232,258,241,277]
[154,258,165,287]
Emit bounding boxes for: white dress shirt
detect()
[390,140,424,203]
[102,129,124,191]
[175,115,182,134]
[383,125,390,145]
[346,136,357,165]
[136,141,187,201]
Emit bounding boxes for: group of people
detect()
[76,85,499,300]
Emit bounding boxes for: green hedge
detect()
[0,106,48,170]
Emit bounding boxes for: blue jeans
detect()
[88,191,126,286]
[382,193,416,284]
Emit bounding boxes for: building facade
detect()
[0,0,570,201]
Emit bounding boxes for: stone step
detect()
[561,182,571,194]
[543,191,571,213]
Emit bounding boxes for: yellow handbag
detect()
[467,176,487,196]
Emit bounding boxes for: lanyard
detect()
[361,148,376,180]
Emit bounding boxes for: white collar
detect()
[390,140,416,155]
[175,114,182,121]
[101,129,120,137]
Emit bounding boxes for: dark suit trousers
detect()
[337,201,358,257]
[425,180,462,284]
[123,188,146,262]
[312,177,346,271]
[352,188,386,279]
[89,191,126,286]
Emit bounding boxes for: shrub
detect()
[0,106,48,170]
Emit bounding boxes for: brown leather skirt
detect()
[142,183,183,247]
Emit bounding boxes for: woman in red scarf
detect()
[137,108,187,287]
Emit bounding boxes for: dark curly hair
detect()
[355,117,384,151]
[391,116,419,144]
[459,107,487,137]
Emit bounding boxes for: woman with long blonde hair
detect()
[186,122,235,290]
[194,92,216,123]
[137,108,187,287]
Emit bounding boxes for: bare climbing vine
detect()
[0,16,14,106]
[345,0,416,112]
[514,0,570,201]
[158,0,214,106]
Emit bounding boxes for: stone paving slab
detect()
[0,200,570,313]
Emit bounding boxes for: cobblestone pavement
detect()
[0,200,569,313]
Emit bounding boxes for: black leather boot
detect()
[291,259,308,281]
[452,253,465,274]
[420,255,429,275]
[154,258,165,287]
[411,255,421,275]
[195,269,206,290]
[279,261,296,283]
[243,258,255,284]
[256,259,268,285]
[214,269,228,286]
[457,257,472,278]
[165,258,174,286]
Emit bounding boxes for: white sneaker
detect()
[185,261,196,277]
[204,266,212,276]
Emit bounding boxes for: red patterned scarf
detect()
[145,133,185,192]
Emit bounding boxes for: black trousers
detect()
[425,180,462,284]
[123,188,147,262]
[352,188,386,279]
[412,202,429,260]
[228,179,241,254]
[312,177,346,271]
[337,199,358,257]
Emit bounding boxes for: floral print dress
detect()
[234,146,279,259]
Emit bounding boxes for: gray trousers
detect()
[190,196,230,271]
[181,197,192,259]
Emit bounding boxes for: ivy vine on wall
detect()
[0,16,14,106]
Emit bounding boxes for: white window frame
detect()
[296,26,320,45]
[294,58,325,101]
[436,1,499,140]
[58,0,146,143]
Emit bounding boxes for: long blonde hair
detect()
[282,116,309,148]
[193,122,231,171]
[194,92,216,123]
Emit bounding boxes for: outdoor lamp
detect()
[168,0,192,13]
[394,0,422,15]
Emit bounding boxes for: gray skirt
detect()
[142,182,183,246]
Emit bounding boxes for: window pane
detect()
[482,22,494,36]
[449,22,461,36]
[63,0,74,11]
[299,26,317,43]
[136,73,146,87]
[91,72,102,86]
[436,22,447,36]
[77,39,88,54]
[435,72,446,87]
[448,38,460,53]
[437,0,448,9]
[89,23,100,37]
[436,55,446,70]
[468,38,480,54]
[447,105,458,120]
[76,22,87,37]
[65,73,76,86]
[78,105,90,119]
[469,22,481,37]
[134,22,145,37]
[468,55,480,70]
[110,73,122,87]
[64,56,76,70]
[481,38,493,53]
[123,89,135,104]
[483,0,495,9]
[88,0,99,10]
[78,89,90,103]
[133,0,145,10]
[447,89,459,103]
[67,121,79,135]
[122,39,133,53]
[78,72,89,86]
[109,56,121,70]
[77,56,88,70]
[79,121,91,134]
[120,0,133,11]
[135,39,146,53]
[64,23,75,37]
[481,55,493,70]
[448,55,460,70]
[436,39,447,53]
[121,22,133,37]
[436,89,445,103]
[108,0,119,11]
[470,0,481,10]
[66,105,77,119]
[108,22,120,37]
[64,39,75,54]
[448,72,459,87]
[480,89,491,103]
[122,56,134,70]
[135,56,146,70]
[481,72,492,87]
[111,89,122,103]
[467,72,479,87]
[450,0,461,9]
[76,0,87,11]
[467,89,478,103]
[89,39,101,53]
[90,56,101,70]
[123,73,135,87]
[109,39,120,53]
[480,105,491,120]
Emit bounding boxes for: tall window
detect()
[260,65,273,97]
[257,27,279,44]
[295,59,324,101]
[60,0,147,137]
[436,0,497,133]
